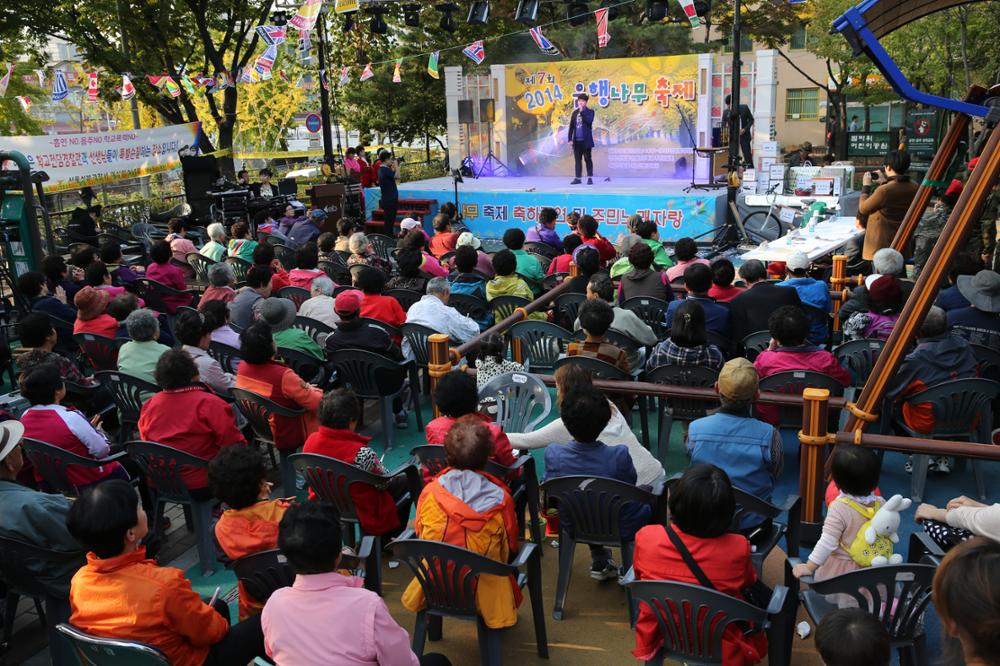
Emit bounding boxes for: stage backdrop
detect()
[503,55,700,178]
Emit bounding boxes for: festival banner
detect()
[675,0,700,27]
[0,122,201,193]
[339,66,350,85]
[87,72,99,102]
[34,70,45,89]
[595,8,610,47]
[335,0,360,12]
[288,0,322,31]
[504,55,700,178]
[529,27,560,56]
[360,63,374,81]
[255,25,287,46]
[463,41,485,65]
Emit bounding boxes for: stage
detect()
[364,175,727,241]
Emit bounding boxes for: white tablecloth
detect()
[740,216,861,263]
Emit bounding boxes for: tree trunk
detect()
[214,88,238,176]
[864,104,871,131]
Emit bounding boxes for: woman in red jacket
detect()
[144,240,193,314]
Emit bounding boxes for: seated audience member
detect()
[935,254,979,312]
[544,384,652,579]
[18,271,77,350]
[67,206,100,246]
[387,247,429,293]
[227,221,258,264]
[203,299,241,349]
[287,244,325,290]
[647,300,725,372]
[15,313,94,386]
[665,237,710,282]
[754,305,851,425]
[67,479,266,665]
[578,273,656,372]
[814,608,890,666]
[199,262,237,309]
[264,502,421,665]
[564,245,602,294]
[609,235,646,279]
[402,277,480,361]
[525,207,562,255]
[253,244,290,292]
[776,250,831,345]
[326,289,402,358]
[548,233,583,275]
[838,248,913,324]
[230,265,274,330]
[99,243,143,285]
[358,266,406,331]
[276,203,305,237]
[70,244,98,272]
[236,323,322,457]
[843,275,902,341]
[617,242,673,303]
[107,292,137,338]
[423,371,517,481]
[397,218,425,247]
[687,358,782,541]
[297,276,340,331]
[117,309,170,384]
[347,232,392,276]
[175,309,235,393]
[334,218,355,252]
[261,296,325,361]
[402,416,523,629]
[632,464,765,664]
[20,364,124,488]
[616,214,643,254]
[473,333,526,390]
[166,218,198,263]
[303,389,410,536]
[916,495,1000,552]
[947,269,1000,347]
[566,210,581,233]
[729,259,802,342]
[0,421,84,666]
[400,230,448,278]
[139,350,245,494]
[510,364,663,486]
[485,250,546,320]
[931,539,1000,666]
[568,298,629,374]
[636,220,673,270]
[199,222,227,262]
[84,261,131,302]
[456,231,495,277]
[504,227,545,292]
[577,214,616,266]
[145,240,193,313]
[73,286,117,337]
[912,181,963,280]
[42,254,84,301]
[708,258,743,302]
[287,210,326,249]
[316,231,337,263]
[448,245,488,299]
[428,213,460,259]
[666,263,733,339]
[209,446,289,619]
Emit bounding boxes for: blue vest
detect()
[687,412,775,529]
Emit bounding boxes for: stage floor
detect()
[413,175,725,196]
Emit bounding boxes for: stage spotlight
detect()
[368,6,388,34]
[402,3,421,26]
[599,0,620,20]
[467,0,489,24]
[436,3,459,31]
[645,0,668,21]
[566,0,589,26]
[514,0,540,23]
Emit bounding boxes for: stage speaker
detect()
[180,155,219,223]
[457,100,474,124]
[480,98,495,123]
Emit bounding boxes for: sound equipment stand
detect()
[476,121,509,178]
[679,113,726,192]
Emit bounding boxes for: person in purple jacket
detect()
[525,207,562,255]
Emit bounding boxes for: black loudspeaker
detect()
[480,98,495,123]
[457,100,474,124]
[180,155,219,223]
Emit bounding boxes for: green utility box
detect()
[0,192,37,276]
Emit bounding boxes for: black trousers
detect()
[573,141,593,178]
[381,198,398,237]
[202,598,266,666]
[740,133,753,166]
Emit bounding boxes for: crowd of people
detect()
[1,165,999,666]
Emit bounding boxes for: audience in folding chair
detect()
[117,309,170,384]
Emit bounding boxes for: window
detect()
[790,26,807,50]
[785,88,820,120]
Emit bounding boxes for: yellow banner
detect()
[335,0,360,13]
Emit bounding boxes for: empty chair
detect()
[478,371,552,434]
[56,623,170,666]
[94,371,159,443]
[400,322,439,392]
[448,293,492,327]
[385,288,422,312]
[276,286,310,310]
[185,253,217,285]
[553,292,586,331]
[741,330,772,362]
[833,338,886,387]
[508,320,575,372]
[621,296,670,340]
[489,295,531,324]
[226,256,253,283]
[365,233,395,264]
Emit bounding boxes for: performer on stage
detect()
[724,94,754,167]
[568,93,595,185]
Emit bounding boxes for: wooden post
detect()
[830,254,847,331]
[891,86,987,252]
[798,388,831,544]
[426,333,454,419]
[568,261,578,277]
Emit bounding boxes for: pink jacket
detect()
[288,268,326,290]
[754,346,851,426]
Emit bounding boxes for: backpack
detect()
[862,311,899,340]
[836,497,893,567]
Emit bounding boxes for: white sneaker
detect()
[589,559,620,581]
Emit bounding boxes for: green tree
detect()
[0,64,45,136]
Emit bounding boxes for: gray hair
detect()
[627,213,643,232]
[872,248,904,277]
[426,277,450,298]
[311,276,335,296]
[208,261,234,287]
[206,222,226,243]
[348,232,368,255]
[920,305,948,338]
[125,308,160,342]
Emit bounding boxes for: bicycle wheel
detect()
[741,211,783,243]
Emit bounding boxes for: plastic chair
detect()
[226,256,253,283]
[478,371,552,433]
[185,252,217,284]
[645,365,720,467]
[789,561,936,666]
[134,278,198,314]
[327,349,424,450]
[73,333,124,372]
[757,371,845,429]
[94,371,160,443]
[971,342,1000,382]
[272,244,297,272]
[553,355,650,446]
[732,489,801,576]
[230,388,304,492]
[207,341,241,374]
[357,316,401,340]
[20,437,127,498]
[386,288,423,312]
[834,338,886,387]
[705,331,733,359]
[275,346,332,388]
[508,320,574,372]
[541,272,569,292]
[277,285,310,310]
[390,534,549,665]
[401,322,438,392]
[489,295,531,324]
[448,293,492,326]
[893,377,1000,502]
[553,292,586,330]
[125,440,218,575]
[621,296,671,340]
[740,330,772,362]
[540,475,658,622]
[624,580,791,666]
[292,315,335,345]
[289,453,420,596]
[318,259,350,284]
[56,623,169,666]
[366,233,395,264]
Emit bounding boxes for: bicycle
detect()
[740,182,799,244]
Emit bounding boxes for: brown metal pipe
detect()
[835,431,1000,461]
[799,388,831,531]
[426,333,453,419]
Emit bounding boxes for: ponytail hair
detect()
[670,299,707,348]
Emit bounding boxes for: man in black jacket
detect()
[725,94,754,167]
[567,93,596,185]
[728,259,801,343]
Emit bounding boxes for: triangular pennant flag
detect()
[0,64,12,98]
[674,0,700,26]
[595,8,610,47]
[16,96,31,112]
[529,27,561,56]
[217,71,232,90]
[163,75,181,97]
[254,44,279,76]
[427,51,440,79]
[319,69,328,90]
[462,40,485,65]
[255,25,287,46]
[120,74,136,100]
[35,69,45,89]
[339,66,350,85]
[298,30,314,65]
[87,72,99,102]
[239,68,253,84]
[279,69,290,83]
[359,63,374,81]
[392,58,402,83]
[147,75,165,88]
[288,0,322,31]
[51,70,68,102]
[180,74,197,95]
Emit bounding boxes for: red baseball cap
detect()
[334,289,364,316]
[944,179,963,198]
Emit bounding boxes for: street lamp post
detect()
[315,10,336,166]
[725,0,743,242]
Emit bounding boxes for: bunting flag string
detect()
[595,8,610,47]
[254,44,278,76]
[319,69,328,90]
[462,40,485,65]
[427,51,440,79]
[120,74,136,100]
[529,27,560,56]
[180,74,197,95]
[51,70,68,102]
[339,66,350,85]
[16,96,31,112]
[359,63,374,81]
[35,70,45,89]
[162,75,181,97]
[392,58,402,83]
[255,24,287,46]
[0,64,12,98]
[288,0,322,31]
[674,0,700,27]
[297,30,314,65]
[87,72,99,102]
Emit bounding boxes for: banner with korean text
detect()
[504,55,700,178]
[0,122,201,193]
